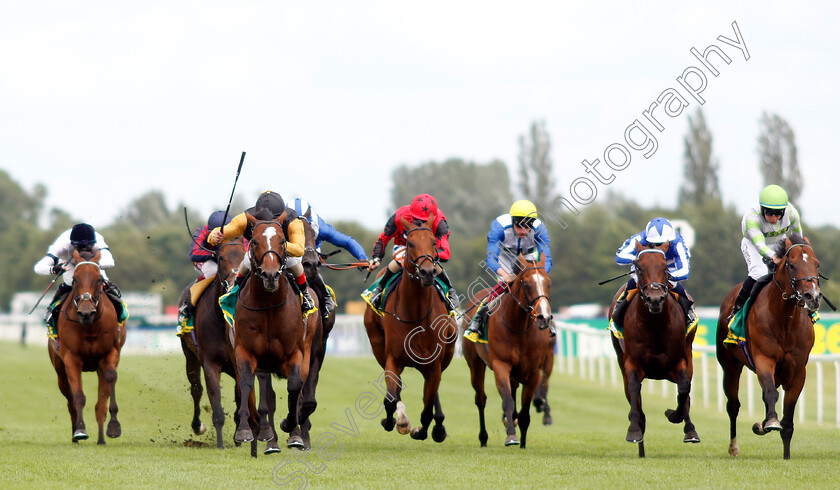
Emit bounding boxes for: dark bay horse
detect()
[180,237,245,448]
[716,233,821,459]
[231,212,320,457]
[462,254,553,448]
[48,249,126,444]
[609,242,699,457]
[363,215,457,442]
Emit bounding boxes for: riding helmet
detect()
[645,217,676,245]
[759,184,788,210]
[207,210,232,230]
[69,223,96,247]
[254,190,285,217]
[409,194,437,221]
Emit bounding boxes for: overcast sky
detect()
[1,2,838,232]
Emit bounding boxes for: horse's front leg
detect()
[410,366,442,441]
[280,356,304,435]
[780,375,806,459]
[753,361,781,435]
[623,363,646,457]
[96,350,121,444]
[202,361,226,449]
[181,336,206,436]
[517,375,541,449]
[63,353,88,441]
[234,350,258,445]
[380,359,405,433]
[257,373,275,441]
[492,362,519,446]
[664,361,699,443]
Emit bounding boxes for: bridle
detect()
[507,264,551,322]
[634,248,670,303]
[214,240,243,291]
[774,242,820,306]
[249,220,287,282]
[403,226,439,280]
[66,261,103,323]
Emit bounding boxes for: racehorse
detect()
[48,248,126,444]
[231,211,320,457]
[462,254,553,448]
[180,237,245,448]
[716,233,821,459]
[609,242,699,457]
[363,215,457,442]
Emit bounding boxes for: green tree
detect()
[517,120,561,211]
[758,112,802,204]
[678,108,721,207]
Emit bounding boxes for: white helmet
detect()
[645,217,676,245]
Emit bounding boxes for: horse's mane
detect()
[771,232,806,257]
[77,248,96,262]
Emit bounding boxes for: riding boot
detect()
[288,274,316,314]
[309,273,335,319]
[464,303,490,342]
[610,290,631,332]
[177,288,195,332]
[44,283,73,326]
[726,276,756,325]
[371,267,396,310]
[437,268,460,311]
[676,291,696,328]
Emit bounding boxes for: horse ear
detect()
[72,248,83,263]
[245,212,256,227]
[424,213,434,228]
[804,235,811,246]
[635,241,644,252]
[785,236,793,250]
[659,241,671,252]
[537,252,545,267]
[93,249,102,263]
[400,216,412,230]
[278,211,287,223]
[304,208,311,220]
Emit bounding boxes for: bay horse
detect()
[608,242,699,457]
[716,233,821,459]
[180,237,245,448]
[363,215,457,442]
[462,254,553,448]
[231,211,320,457]
[48,248,126,444]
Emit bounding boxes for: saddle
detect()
[361,271,452,316]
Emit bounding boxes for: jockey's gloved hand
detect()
[51,264,65,275]
[762,255,776,269]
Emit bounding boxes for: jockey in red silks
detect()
[366,193,459,312]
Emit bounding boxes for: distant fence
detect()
[554,320,840,429]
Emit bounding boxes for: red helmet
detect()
[409,194,437,221]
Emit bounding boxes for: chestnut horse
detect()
[48,248,126,444]
[463,253,553,448]
[716,233,821,459]
[180,237,245,448]
[231,211,320,457]
[363,216,457,442]
[609,243,699,457]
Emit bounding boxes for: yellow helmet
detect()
[510,200,538,219]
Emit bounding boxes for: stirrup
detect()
[370,288,384,309]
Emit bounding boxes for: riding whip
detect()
[222,151,246,226]
[28,269,64,315]
[598,270,632,286]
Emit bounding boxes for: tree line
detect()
[3,108,838,315]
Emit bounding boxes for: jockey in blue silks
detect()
[610,217,697,332]
[463,199,554,342]
[292,198,369,318]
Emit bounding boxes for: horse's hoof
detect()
[664,408,684,424]
[504,435,520,446]
[73,430,89,441]
[107,421,122,439]
[752,422,767,436]
[286,436,305,449]
[684,431,700,443]
[410,427,427,440]
[396,420,411,435]
[728,440,740,457]
[194,422,207,436]
[764,419,781,432]
[431,425,447,443]
[381,417,395,432]
[235,428,254,443]
[542,415,553,426]
[257,427,275,442]
[280,418,295,434]
[534,399,545,413]
[264,440,281,454]
[626,430,643,443]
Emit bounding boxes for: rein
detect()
[64,261,104,324]
[498,264,550,332]
[378,226,439,323]
[634,249,671,302]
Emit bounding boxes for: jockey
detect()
[367,193,458,312]
[610,217,696,332]
[177,210,234,330]
[292,198,369,319]
[33,223,120,327]
[464,200,554,342]
[208,190,316,315]
[727,184,811,323]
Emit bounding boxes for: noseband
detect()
[404,226,439,280]
[215,240,243,291]
[775,243,820,305]
[509,265,551,320]
[250,221,287,280]
[634,249,670,303]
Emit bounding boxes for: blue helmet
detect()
[645,218,676,245]
[207,210,232,230]
[69,223,96,247]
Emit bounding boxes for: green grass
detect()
[2,341,840,489]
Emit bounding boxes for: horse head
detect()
[300,217,321,280]
[633,241,670,314]
[514,253,553,330]
[215,237,245,291]
[775,233,821,312]
[247,211,288,293]
[401,215,438,288]
[71,248,104,326]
